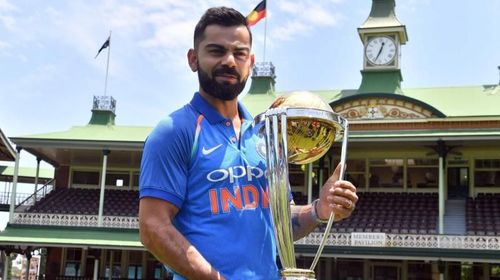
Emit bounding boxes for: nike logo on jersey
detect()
[202,144,223,155]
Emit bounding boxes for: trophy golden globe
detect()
[253,91,349,280]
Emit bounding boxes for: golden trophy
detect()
[253,91,349,280]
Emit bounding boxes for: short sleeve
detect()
[139,114,193,209]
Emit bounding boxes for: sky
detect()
[0,0,500,169]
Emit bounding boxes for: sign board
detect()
[351,232,387,247]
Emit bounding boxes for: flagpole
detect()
[263,0,267,62]
[104,30,112,96]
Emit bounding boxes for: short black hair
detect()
[193,6,252,48]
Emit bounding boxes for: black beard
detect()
[197,65,247,101]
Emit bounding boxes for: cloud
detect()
[0,40,9,49]
[272,0,344,41]
[273,20,310,42]
[0,0,347,85]
[0,0,16,11]
[0,0,17,31]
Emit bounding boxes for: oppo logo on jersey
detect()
[206,166,265,183]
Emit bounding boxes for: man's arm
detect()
[290,203,317,240]
[290,164,358,241]
[139,197,225,280]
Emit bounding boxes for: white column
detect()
[2,251,10,280]
[438,156,445,234]
[307,163,313,204]
[34,157,41,202]
[93,258,99,280]
[8,147,21,223]
[98,150,110,227]
[108,250,114,280]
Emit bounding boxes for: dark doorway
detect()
[371,263,400,280]
[447,167,469,198]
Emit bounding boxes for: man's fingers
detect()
[331,163,342,181]
[331,181,358,195]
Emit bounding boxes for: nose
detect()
[221,53,236,68]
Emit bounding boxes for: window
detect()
[128,265,142,279]
[132,172,140,187]
[491,265,500,279]
[407,158,438,189]
[105,251,122,279]
[337,259,363,280]
[289,164,305,187]
[106,172,130,187]
[345,159,366,188]
[64,248,81,277]
[369,159,404,188]
[64,263,80,277]
[408,261,431,280]
[72,171,99,185]
[475,159,500,187]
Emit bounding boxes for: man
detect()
[139,7,358,280]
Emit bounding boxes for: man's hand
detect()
[317,163,358,221]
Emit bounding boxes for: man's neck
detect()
[199,91,239,120]
[200,90,243,138]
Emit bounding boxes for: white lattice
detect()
[12,214,500,250]
[297,232,500,251]
[14,213,138,229]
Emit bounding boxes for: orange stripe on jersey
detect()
[190,114,205,160]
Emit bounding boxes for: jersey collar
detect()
[190,92,253,124]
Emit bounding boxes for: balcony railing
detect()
[14,213,138,229]
[12,213,500,251]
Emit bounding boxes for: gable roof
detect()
[0,128,16,161]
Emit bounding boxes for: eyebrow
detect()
[204,43,250,52]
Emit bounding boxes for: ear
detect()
[187,49,198,72]
[250,53,255,68]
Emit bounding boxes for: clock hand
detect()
[374,42,385,62]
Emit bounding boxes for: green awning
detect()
[0,224,143,250]
[0,165,54,179]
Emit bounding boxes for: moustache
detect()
[213,67,241,80]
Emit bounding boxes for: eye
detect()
[234,50,249,59]
[209,49,225,56]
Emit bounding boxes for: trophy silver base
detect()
[281,268,316,280]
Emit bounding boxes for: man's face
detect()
[188,25,254,100]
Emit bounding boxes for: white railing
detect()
[297,232,500,250]
[13,213,138,229]
[12,213,500,251]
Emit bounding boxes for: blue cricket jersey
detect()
[140,92,279,280]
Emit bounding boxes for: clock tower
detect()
[357,0,408,94]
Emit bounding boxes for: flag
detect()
[95,36,110,59]
[246,0,266,27]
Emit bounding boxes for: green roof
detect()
[0,128,15,161]
[0,165,54,179]
[242,85,500,119]
[403,85,500,117]
[0,224,143,250]
[358,0,408,44]
[14,124,152,142]
[10,85,500,146]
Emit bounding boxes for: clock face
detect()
[365,36,397,66]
